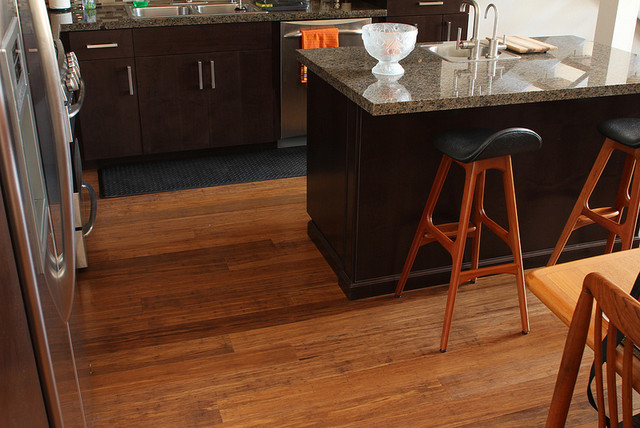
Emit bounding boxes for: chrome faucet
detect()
[457,0,480,61]
[484,3,500,59]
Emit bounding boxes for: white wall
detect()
[593,0,640,51]
[470,0,600,41]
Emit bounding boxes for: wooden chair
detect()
[546,272,640,427]
[548,118,640,266]
[394,127,542,352]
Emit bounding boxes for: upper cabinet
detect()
[386,0,467,43]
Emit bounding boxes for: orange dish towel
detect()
[301,27,339,49]
[300,27,339,83]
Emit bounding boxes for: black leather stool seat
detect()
[433,127,542,163]
[598,118,640,147]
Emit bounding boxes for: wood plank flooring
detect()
[74,171,598,427]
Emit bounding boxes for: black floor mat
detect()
[98,146,306,198]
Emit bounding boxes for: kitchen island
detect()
[297,35,640,299]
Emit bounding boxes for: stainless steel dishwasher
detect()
[279,18,371,147]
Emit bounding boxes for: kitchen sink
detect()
[192,3,249,13]
[128,5,191,17]
[126,1,267,18]
[420,41,521,63]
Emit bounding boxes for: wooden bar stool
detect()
[395,127,542,352]
[547,118,640,266]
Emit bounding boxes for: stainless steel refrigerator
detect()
[0,0,87,425]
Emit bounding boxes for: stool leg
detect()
[469,170,486,283]
[395,156,453,297]
[440,162,478,352]
[547,140,616,266]
[619,158,640,250]
[502,156,530,334]
[605,154,636,252]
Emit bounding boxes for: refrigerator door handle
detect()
[28,0,76,322]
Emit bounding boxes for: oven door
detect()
[60,40,95,269]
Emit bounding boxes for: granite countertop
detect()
[296,35,640,116]
[55,0,385,31]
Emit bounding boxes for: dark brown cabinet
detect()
[136,49,275,154]
[68,29,143,161]
[136,53,211,154]
[386,0,467,43]
[67,23,277,162]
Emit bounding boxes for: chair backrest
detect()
[546,272,640,427]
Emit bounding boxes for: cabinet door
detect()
[388,14,467,43]
[442,13,468,42]
[136,53,210,154]
[388,15,443,43]
[238,49,276,146]
[204,51,242,147]
[78,58,143,160]
[206,49,276,148]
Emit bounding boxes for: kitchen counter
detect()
[57,0,385,31]
[297,35,640,115]
[299,35,640,299]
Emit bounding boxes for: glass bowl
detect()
[362,23,418,76]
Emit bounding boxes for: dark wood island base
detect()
[306,74,640,300]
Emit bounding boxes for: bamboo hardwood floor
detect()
[74,171,599,427]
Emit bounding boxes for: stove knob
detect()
[66,51,78,65]
[69,64,81,80]
[66,73,80,92]
[66,52,81,77]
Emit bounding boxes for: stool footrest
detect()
[422,222,477,246]
[575,207,620,229]
[478,212,510,245]
[458,262,519,284]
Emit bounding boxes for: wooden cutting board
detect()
[503,36,558,53]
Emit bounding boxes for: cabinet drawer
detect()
[68,29,134,60]
[133,22,273,57]
[387,0,462,16]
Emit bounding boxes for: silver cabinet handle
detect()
[86,42,118,49]
[210,60,215,89]
[198,60,203,90]
[418,1,443,5]
[126,65,134,96]
[446,21,452,41]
